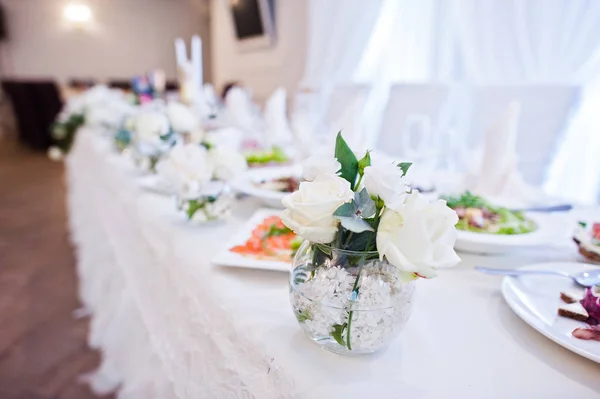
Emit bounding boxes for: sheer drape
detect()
[452,0,600,203]
[354,0,600,202]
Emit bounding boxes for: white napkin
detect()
[463,101,542,207]
[263,87,293,148]
[224,87,264,145]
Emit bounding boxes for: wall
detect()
[210,0,307,103]
[0,0,211,82]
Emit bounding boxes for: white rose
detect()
[377,192,460,278]
[363,163,408,208]
[281,175,354,243]
[167,102,199,133]
[208,146,247,181]
[156,144,214,197]
[301,155,341,181]
[134,112,170,155]
[47,146,64,161]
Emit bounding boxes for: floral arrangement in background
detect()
[121,100,207,172]
[284,133,460,354]
[157,139,247,222]
[48,86,134,160]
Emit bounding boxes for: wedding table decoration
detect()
[283,133,460,354]
[48,85,133,160]
[156,140,247,222]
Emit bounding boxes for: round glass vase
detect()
[175,188,234,224]
[289,241,416,355]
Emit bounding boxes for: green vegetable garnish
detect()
[442,191,537,235]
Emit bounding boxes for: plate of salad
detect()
[442,191,566,254]
[230,165,302,208]
[245,147,290,168]
[212,209,302,272]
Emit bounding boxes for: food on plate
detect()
[253,176,301,193]
[572,326,600,341]
[558,286,600,340]
[442,191,536,235]
[573,221,600,263]
[560,291,584,304]
[245,147,289,167]
[558,302,589,322]
[230,215,302,262]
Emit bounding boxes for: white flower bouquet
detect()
[284,133,460,354]
[156,141,247,222]
[126,100,205,172]
[48,85,134,160]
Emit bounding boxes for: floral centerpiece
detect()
[126,101,205,172]
[282,133,460,354]
[48,85,134,160]
[156,140,247,222]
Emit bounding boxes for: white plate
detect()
[502,262,600,364]
[137,175,173,196]
[230,165,301,208]
[212,208,293,272]
[455,213,568,254]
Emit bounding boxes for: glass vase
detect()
[176,190,234,224]
[290,241,415,355]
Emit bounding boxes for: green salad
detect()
[442,191,537,235]
[245,147,289,165]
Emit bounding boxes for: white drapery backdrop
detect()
[451,0,600,203]
[348,0,600,203]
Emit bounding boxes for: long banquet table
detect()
[66,129,600,398]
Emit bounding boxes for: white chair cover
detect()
[376,84,449,157]
[465,85,579,186]
[263,87,293,148]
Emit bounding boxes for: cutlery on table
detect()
[475,266,600,287]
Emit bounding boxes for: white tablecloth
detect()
[66,130,600,399]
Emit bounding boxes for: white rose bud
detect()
[156,144,214,197]
[363,163,408,208]
[167,102,199,134]
[377,192,460,278]
[281,175,353,243]
[47,146,64,161]
[301,155,341,181]
[208,146,248,181]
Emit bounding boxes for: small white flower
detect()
[301,155,340,181]
[134,111,171,156]
[208,146,247,181]
[47,146,64,161]
[363,163,409,208]
[377,191,460,278]
[167,102,199,134]
[52,125,67,140]
[156,144,214,197]
[281,175,353,243]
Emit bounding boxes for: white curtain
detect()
[451,0,600,203]
[301,0,383,90]
[354,0,600,202]
[354,0,455,148]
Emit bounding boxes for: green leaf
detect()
[397,162,413,177]
[335,216,374,233]
[185,199,204,220]
[334,132,358,189]
[333,202,355,218]
[331,323,347,347]
[354,188,376,218]
[579,221,587,228]
[357,150,371,175]
[296,309,312,323]
[200,141,213,150]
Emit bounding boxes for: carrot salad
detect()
[230,216,301,262]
